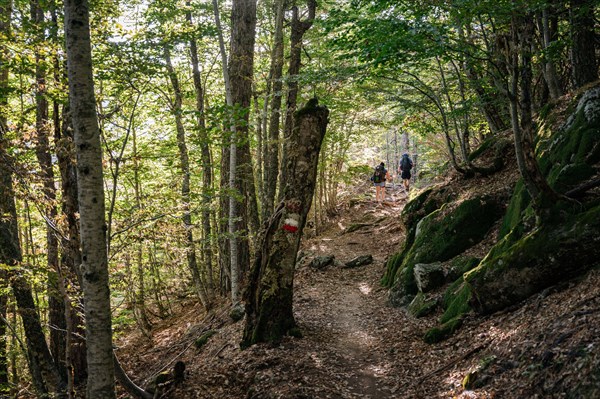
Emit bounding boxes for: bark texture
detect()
[242,99,328,348]
[279,1,316,197]
[229,0,258,302]
[31,0,67,382]
[64,0,116,396]
[509,12,559,216]
[0,2,13,391]
[570,0,598,88]
[263,0,285,221]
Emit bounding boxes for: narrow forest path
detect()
[293,186,410,398]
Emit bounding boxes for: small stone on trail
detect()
[309,255,335,270]
[342,254,374,269]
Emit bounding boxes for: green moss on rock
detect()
[498,181,531,239]
[440,283,472,324]
[467,203,600,314]
[423,316,463,344]
[407,292,438,318]
[195,330,217,349]
[468,135,498,162]
[381,251,405,287]
[447,256,481,282]
[550,163,596,193]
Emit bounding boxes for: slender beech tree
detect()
[63,0,115,396]
[212,0,239,302]
[164,45,209,308]
[507,10,560,218]
[186,3,215,300]
[30,0,68,382]
[536,1,562,100]
[263,0,285,220]
[242,98,328,348]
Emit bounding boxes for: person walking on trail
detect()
[371,162,390,203]
[398,153,413,192]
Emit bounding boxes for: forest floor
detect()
[118,179,600,399]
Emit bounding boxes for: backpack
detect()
[373,165,385,183]
[400,155,413,171]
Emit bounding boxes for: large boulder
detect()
[414,262,445,293]
[467,204,600,314]
[387,195,504,307]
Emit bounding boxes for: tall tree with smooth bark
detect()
[63,0,115,396]
[164,45,209,308]
[187,3,215,300]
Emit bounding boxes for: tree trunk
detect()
[242,99,328,348]
[227,0,258,302]
[164,45,209,308]
[0,2,12,391]
[56,104,88,386]
[63,0,116,395]
[2,1,66,395]
[537,3,562,99]
[279,1,316,199]
[131,129,152,334]
[509,12,560,217]
[31,0,68,383]
[263,0,285,221]
[187,5,215,298]
[211,0,239,303]
[570,0,598,88]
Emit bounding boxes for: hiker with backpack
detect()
[398,153,413,192]
[371,162,390,203]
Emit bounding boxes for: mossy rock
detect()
[467,203,600,314]
[468,135,499,162]
[407,292,438,318]
[401,186,455,234]
[423,316,463,344]
[382,251,405,287]
[391,195,504,303]
[440,283,472,324]
[384,186,458,289]
[387,265,415,307]
[502,87,600,239]
[195,330,217,349]
[549,163,596,193]
[446,256,481,282]
[498,180,532,239]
